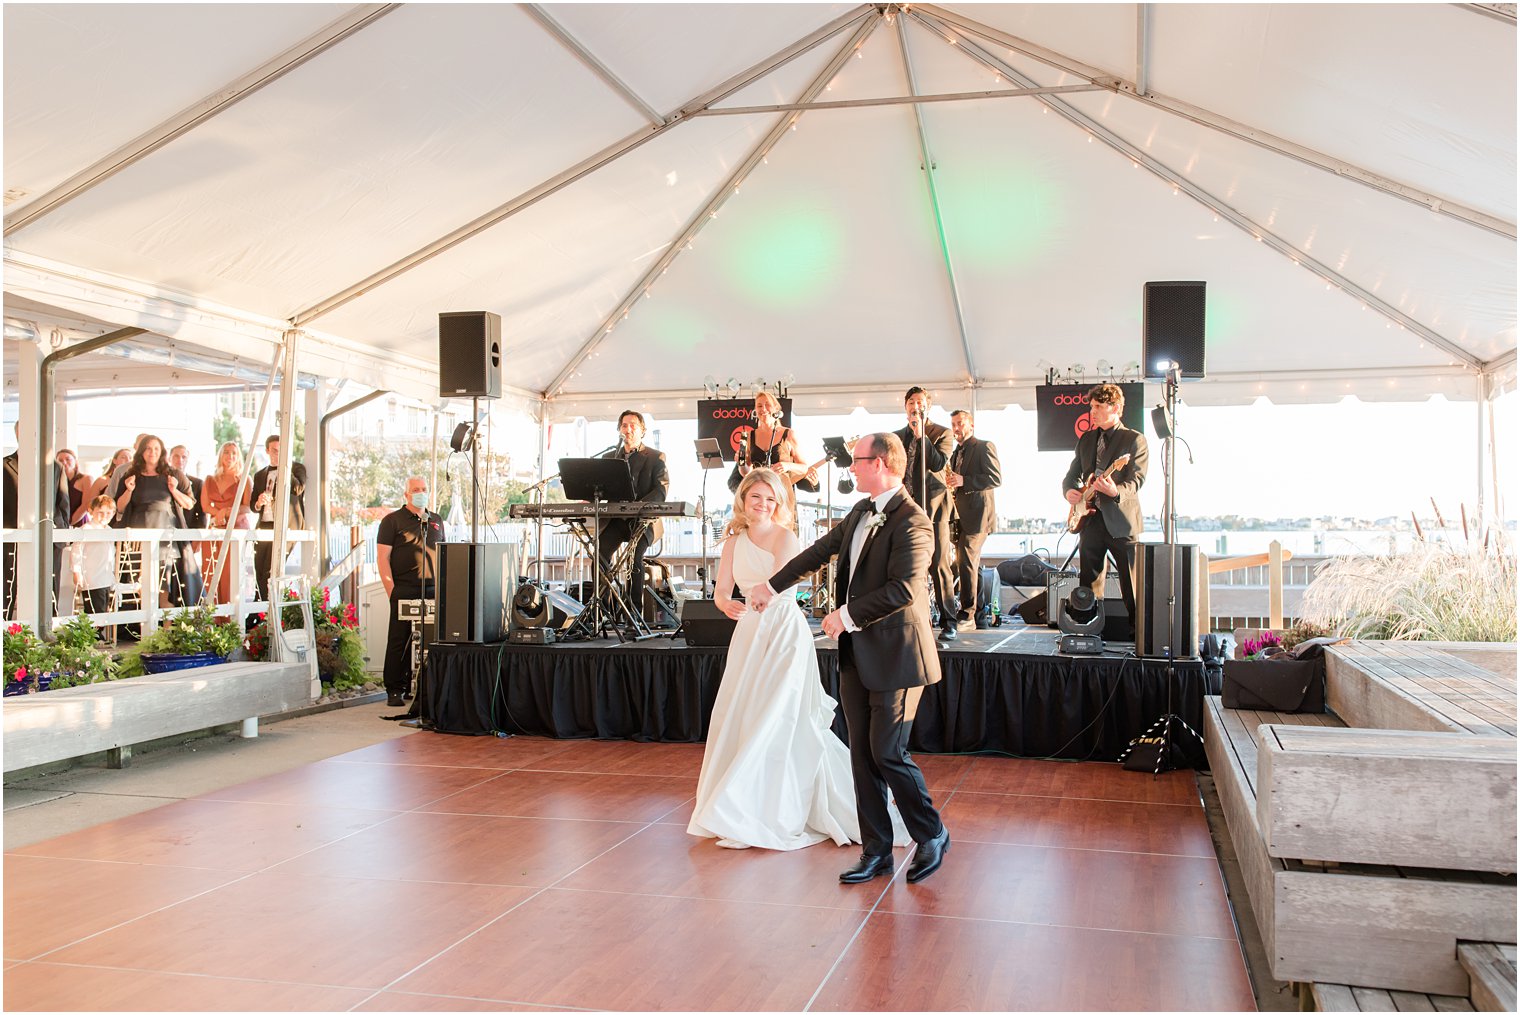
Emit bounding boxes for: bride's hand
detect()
[748,583,775,612]
[718,599,747,621]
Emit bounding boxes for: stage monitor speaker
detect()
[1015,590,1047,626]
[437,542,509,643]
[438,311,502,399]
[1045,571,1079,628]
[1134,543,1201,659]
[1143,281,1206,379]
[680,598,736,647]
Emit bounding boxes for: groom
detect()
[751,432,950,884]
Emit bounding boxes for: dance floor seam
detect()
[4,735,1256,1012]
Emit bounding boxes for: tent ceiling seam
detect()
[521,4,663,126]
[544,16,883,399]
[291,5,877,327]
[916,9,1486,372]
[895,15,976,382]
[3,3,399,238]
[918,3,1515,240]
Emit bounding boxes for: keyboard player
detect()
[596,409,669,610]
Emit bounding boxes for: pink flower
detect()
[13,667,26,682]
[6,623,20,635]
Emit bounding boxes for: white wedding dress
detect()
[688,532,905,851]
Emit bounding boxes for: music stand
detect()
[558,457,643,640]
[693,439,725,599]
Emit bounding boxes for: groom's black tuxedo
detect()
[769,488,945,857]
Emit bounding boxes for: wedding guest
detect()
[73,494,118,618]
[201,441,253,603]
[115,435,196,605]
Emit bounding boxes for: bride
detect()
[688,469,904,851]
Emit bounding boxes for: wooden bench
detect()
[1457,943,1517,1012]
[1257,725,1516,871]
[2,661,312,772]
[1310,982,1475,1011]
[1313,946,1515,1012]
[1326,641,1516,738]
[1204,696,1516,995]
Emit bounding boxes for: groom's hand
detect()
[821,609,846,639]
[749,583,776,612]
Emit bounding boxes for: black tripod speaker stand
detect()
[1121,363,1203,774]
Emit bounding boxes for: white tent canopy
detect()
[4,3,1515,417]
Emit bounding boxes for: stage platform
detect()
[418,619,1208,766]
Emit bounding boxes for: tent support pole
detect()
[319,388,389,575]
[545,14,883,396]
[523,4,662,125]
[894,15,977,384]
[914,7,1485,370]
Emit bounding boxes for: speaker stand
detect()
[1118,652,1203,775]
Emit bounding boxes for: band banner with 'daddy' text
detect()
[696,399,793,462]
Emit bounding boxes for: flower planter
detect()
[4,673,54,695]
[141,652,228,674]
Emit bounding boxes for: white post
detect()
[1476,371,1489,532]
[302,382,322,581]
[240,717,258,738]
[142,537,161,634]
[13,341,41,627]
[1268,539,1285,630]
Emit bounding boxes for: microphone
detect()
[594,443,619,459]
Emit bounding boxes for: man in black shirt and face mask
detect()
[377,476,442,706]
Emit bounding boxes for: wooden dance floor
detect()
[4,734,1256,1011]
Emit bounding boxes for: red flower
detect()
[13,667,26,682]
[6,623,20,635]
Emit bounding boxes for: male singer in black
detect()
[894,386,959,640]
[947,409,1002,630]
[1061,383,1148,623]
[596,409,669,610]
[377,476,442,707]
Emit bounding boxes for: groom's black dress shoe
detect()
[839,853,895,884]
[906,828,950,883]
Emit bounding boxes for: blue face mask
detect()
[410,492,428,509]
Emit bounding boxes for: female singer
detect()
[727,390,818,527]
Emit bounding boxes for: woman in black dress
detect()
[115,435,198,605]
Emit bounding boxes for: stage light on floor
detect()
[1057,585,1105,655]
[510,582,582,640]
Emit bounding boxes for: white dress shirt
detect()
[839,484,902,633]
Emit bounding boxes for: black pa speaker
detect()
[437,542,508,643]
[1143,281,1206,379]
[680,598,737,647]
[439,311,502,399]
[1015,591,1048,626]
[1134,543,1201,659]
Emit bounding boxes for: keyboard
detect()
[509,500,698,520]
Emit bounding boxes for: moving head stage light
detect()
[1057,585,1105,655]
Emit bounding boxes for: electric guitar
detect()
[1066,453,1131,534]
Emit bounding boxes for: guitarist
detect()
[1061,384,1148,626]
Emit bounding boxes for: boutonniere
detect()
[863,510,887,534]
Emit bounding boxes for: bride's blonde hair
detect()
[725,468,793,538]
